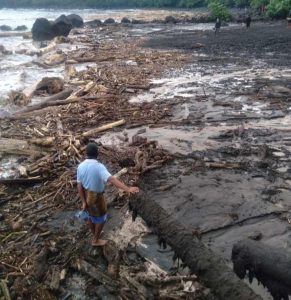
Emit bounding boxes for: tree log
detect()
[0,279,11,300]
[14,97,78,116]
[232,239,291,300]
[0,177,43,185]
[129,192,262,300]
[82,119,126,137]
[0,138,46,156]
[0,32,30,38]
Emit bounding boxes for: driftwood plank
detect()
[82,119,126,137]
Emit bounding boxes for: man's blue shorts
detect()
[89,214,107,224]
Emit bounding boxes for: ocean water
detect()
[0,8,121,109]
[0,8,140,30]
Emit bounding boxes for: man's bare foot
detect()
[91,239,107,246]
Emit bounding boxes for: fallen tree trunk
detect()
[232,239,291,300]
[0,32,30,38]
[0,138,46,156]
[129,192,262,300]
[14,97,78,115]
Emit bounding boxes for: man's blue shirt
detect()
[77,159,111,193]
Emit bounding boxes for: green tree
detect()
[267,0,291,17]
[208,0,233,20]
[235,0,251,7]
[250,0,269,14]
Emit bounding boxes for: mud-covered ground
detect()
[145,21,291,65]
[127,21,291,300]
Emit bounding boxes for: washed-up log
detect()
[29,137,55,147]
[13,78,55,104]
[125,84,151,90]
[14,98,79,116]
[232,239,291,300]
[0,279,11,300]
[82,119,126,137]
[0,32,30,38]
[73,259,119,292]
[41,88,73,102]
[130,192,262,300]
[0,138,45,156]
[0,177,43,185]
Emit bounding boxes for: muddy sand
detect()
[0,19,291,300]
[133,20,291,300]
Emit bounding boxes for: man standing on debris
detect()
[214,17,221,35]
[245,15,251,29]
[77,143,139,246]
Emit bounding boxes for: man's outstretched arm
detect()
[107,176,139,193]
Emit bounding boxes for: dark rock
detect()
[104,18,115,25]
[121,17,131,24]
[248,231,263,241]
[66,14,84,28]
[0,45,12,55]
[131,135,147,145]
[32,15,82,41]
[152,19,164,24]
[85,19,103,28]
[0,213,4,221]
[0,25,12,31]
[165,15,178,24]
[14,25,28,31]
[131,19,144,24]
[52,15,73,37]
[32,18,55,41]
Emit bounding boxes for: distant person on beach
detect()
[77,143,139,246]
[215,18,221,35]
[245,15,251,29]
[287,11,291,28]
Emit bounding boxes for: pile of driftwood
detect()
[0,25,198,299]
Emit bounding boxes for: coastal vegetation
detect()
[0,0,290,19]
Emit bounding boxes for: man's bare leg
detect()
[87,220,95,236]
[91,223,107,246]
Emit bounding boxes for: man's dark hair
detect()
[86,143,98,159]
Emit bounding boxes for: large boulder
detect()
[0,45,12,55]
[85,19,103,28]
[0,25,12,31]
[52,15,72,37]
[32,14,83,41]
[131,19,144,24]
[14,25,28,31]
[66,14,84,28]
[104,18,116,25]
[121,17,131,24]
[32,18,55,41]
[164,15,178,24]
